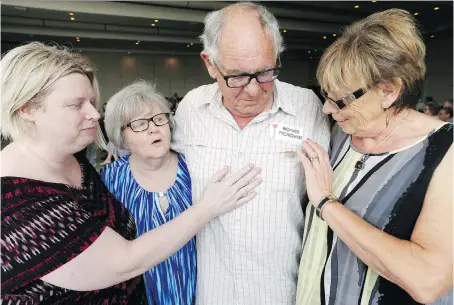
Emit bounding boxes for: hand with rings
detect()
[297,139,334,205]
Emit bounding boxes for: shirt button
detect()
[235,218,240,223]
[238,152,243,156]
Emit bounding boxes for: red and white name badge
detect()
[269,122,305,144]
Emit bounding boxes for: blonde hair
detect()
[317,9,426,109]
[104,80,174,150]
[1,42,106,148]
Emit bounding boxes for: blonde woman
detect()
[0,42,262,304]
[296,9,452,305]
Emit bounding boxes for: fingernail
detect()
[255,168,262,173]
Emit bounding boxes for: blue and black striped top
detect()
[101,153,196,305]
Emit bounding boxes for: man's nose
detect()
[243,78,262,97]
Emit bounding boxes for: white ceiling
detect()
[2,1,452,58]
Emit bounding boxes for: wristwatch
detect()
[316,194,339,221]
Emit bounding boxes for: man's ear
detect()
[200,51,217,80]
[376,78,402,109]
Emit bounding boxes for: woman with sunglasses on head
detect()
[296,9,452,305]
[1,44,262,305]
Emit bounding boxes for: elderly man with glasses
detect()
[172,2,330,305]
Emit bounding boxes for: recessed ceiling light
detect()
[310,57,313,59]
[434,7,440,11]
[137,40,140,43]
[323,36,327,39]
[354,5,360,8]
[308,50,311,53]
[333,33,337,37]
[187,45,190,47]
[69,12,74,16]
[190,43,194,45]
[283,29,287,33]
[155,19,159,22]
[414,12,419,16]
[13,6,28,11]
[371,0,376,2]
[430,35,435,38]
[151,23,156,27]
[135,42,139,45]
[70,17,75,21]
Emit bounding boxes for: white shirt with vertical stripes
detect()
[171,80,330,305]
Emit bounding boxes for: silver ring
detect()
[309,156,319,162]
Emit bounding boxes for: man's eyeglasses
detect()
[320,88,368,110]
[213,57,281,88]
[121,113,170,132]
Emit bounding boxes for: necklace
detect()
[354,110,410,171]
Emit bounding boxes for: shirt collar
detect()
[273,80,297,116]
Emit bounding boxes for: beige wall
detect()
[83,36,453,109]
[81,51,312,106]
[83,52,212,105]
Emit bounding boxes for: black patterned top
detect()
[1,153,147,305]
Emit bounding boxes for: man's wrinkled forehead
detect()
[218,27,275,74]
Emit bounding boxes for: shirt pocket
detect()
[184,136,209,166]
[251,141,303,193]
[183,137,218,186]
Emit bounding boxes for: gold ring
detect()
[309,156,319,162]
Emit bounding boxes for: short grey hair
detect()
[104,80,174,150]
[200,2,285,63]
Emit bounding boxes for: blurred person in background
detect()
[438,107,453,122]
[423,102,441,117]
[442,98,453,109]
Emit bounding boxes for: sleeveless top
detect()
[100,153,196,305]
[1,153,147,305]
[296,123,453,305]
